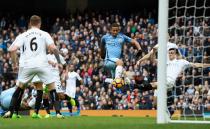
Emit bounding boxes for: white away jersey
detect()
[47,54,66,71]
[65,71,82,98]
[11,27,54,68]
[167,59,190,84]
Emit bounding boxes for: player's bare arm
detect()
[8,44,19,71]
[131,39,142,59]
[100,41,105,59]
[80,79,83,85]
[53,49,61,64]
[190,62,210,68]
[48,44,61,64]
[131,39,141,51]
[48,60,56,67]
[136,49,155,66]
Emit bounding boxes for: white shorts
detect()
[56,84,64,93]
[32,75,64,93]
[52,70,61,88]
[65,91,76,98]
[28,97,36,108]
[31,75,42,83]
[65,86,76,98]
[18,67,54,85]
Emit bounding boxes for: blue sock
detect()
[0,107,5,116]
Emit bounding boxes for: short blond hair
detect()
[30,15,41,26]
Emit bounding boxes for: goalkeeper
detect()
[136,42,182,91]
[137,45,210,117]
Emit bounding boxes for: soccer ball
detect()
[112,78,125,88]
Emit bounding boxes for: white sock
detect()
[105,78,113,83]
[115,65,123,78]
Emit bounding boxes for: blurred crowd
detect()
[0,10,210,111]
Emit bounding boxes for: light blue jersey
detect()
[0,87,16,110]
[101,33,132,77]
[101,33,132,59]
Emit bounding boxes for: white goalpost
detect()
[157,0,169,124]
[157,0,210,124]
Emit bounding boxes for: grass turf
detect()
[1,116,210,129]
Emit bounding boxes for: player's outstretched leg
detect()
[3,87,24,118]
[49,89,64,118]
[67,101,73,115]
[75,98,80,116]
[115,59,125,78]
[64,94,74,116]
[105,78,114,84]
[115,59,131,85]
[32,82,44,118]
[115,65,123,79]
[47,82,64,118]
[43,98,52,118]
[32,90,43,119]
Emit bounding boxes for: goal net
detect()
[158,0,210,123]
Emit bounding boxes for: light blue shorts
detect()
[104,58,119,78]
[0,87,16,110]
[0,94,12,110]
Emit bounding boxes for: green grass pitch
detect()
[1,116,210,129]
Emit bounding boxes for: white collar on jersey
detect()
[167,58,177,64]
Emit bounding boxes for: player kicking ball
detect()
[100,23,142,87]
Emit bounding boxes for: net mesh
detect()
[168,0,210,121]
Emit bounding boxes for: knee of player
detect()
[116,59,123,66]
[46,82,55,91]
[43,94,49,99]
[18,82,26,89]
[58,93,65,100]
[34,82,43,90]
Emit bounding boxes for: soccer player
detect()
[47,49,66,99]
[65,64,83,116]
[136,42,182,65]
[163,48,210,88]
[0,87,17,116]
[135,42,182,91]
[165,48,210,116]
[30,76,50,118]
[31,51,66,118]
[100,23,142,83]
[4,15,62,118]
[0,86,35,117]
[138,47,210,117]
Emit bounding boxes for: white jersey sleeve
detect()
[44,32,54,46]
[60,55,66,65]
[76,73,82,81]
[179,59,190,69]
[47,54,66,70]
[10,34,24,48]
